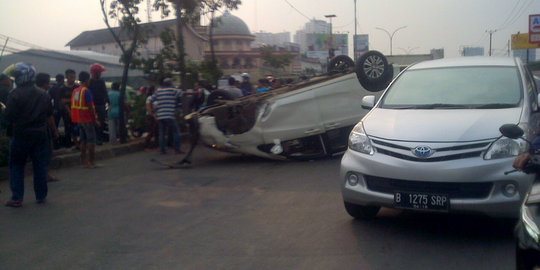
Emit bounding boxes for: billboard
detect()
[530,14,540,43]
[305,33,348,58]
[511,33,540,50]
[354,34,369,52]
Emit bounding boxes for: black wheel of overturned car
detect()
[206,90,234,106]
[344,201,380,219]
[356,50,393,92]
[328,55,355,73]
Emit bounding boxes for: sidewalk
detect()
[0,138,146,181]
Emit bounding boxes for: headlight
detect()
[484,137,527,160]
[521,202,540,243]
[348,122,374,155]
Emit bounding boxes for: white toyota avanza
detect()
[340,57,540,219]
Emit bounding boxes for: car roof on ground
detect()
[409,56,517,70]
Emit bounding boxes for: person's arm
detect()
[85,89,100,127]
[45,94,59,138]
[513,153,531,171]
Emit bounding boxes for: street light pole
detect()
[354,0,357,59]
[325,14,337,49]
[375,25,407,56]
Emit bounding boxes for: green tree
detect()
[153,0,241,86]
[100,0,148,143]
[260,45,293,76]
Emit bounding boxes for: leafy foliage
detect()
[260,45,293,73]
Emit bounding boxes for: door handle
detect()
[304,128,321,134]
[326,123,341,129]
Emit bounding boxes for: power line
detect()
[283,0,311,22]
[498,0,535,30]
[497,0,523,30]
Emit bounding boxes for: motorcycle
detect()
[500,124,540,270]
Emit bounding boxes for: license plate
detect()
[394,191,449,212]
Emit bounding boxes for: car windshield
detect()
[380,66,522,109]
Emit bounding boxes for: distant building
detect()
[513,49,537,63]
[294,19,331,53]
[253,31,291,48]
[0,49,143,81]
[461,46,484,57]
[66,19,208,61]
[207,11,298,80]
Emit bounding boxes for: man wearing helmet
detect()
[3,63,54,207]
[240,73,253,95]
[89,63,108,145]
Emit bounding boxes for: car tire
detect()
[344,201,380,219]
[356,50,392,92]
[207,90,234,106]
[328,55,355,73]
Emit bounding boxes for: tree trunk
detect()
[209,9,217,68]
[175,0,186,90]
[118,34,139,143]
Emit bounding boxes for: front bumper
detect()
[340,149,535,218]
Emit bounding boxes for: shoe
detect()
[36,199,46,204]
[5,200,22,208]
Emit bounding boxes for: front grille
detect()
[375,148,483,162]
[370,138,492,162]
[365,175,493,199]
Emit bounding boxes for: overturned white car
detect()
[195,51,396,159]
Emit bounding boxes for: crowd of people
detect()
[0,62,121,207]
[0,65,295,208]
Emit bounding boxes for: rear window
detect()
[381,66,522,109]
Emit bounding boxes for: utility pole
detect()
[354,0,357,60]
[325,14,337,48]
[486,29,497,56]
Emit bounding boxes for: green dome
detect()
[213,11,251,36]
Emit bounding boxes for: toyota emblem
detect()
[412,146,434,158]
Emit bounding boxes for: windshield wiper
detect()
[473,103,517,109]
[383,104,469,109]
[411,104,469,109]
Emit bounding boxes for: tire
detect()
[207,90,234,106]
[328,55,355,73]
[344,201,380,220]
[356,50,392,92]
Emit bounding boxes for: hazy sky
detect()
[0,0,539,58]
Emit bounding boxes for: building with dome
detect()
[208,11,298,80]
[66,11,299,82]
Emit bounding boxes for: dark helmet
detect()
[8,62,36,86]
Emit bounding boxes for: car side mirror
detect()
[499,124,524,139]
[361,96,376,110]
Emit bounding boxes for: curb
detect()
[0,139,146,181]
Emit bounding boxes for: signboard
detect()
[530,14,540,43]
[354,34,369,52]
[512,33,540,50]
[305,33,348,51]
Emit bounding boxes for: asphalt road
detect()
[0,146,517,270]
